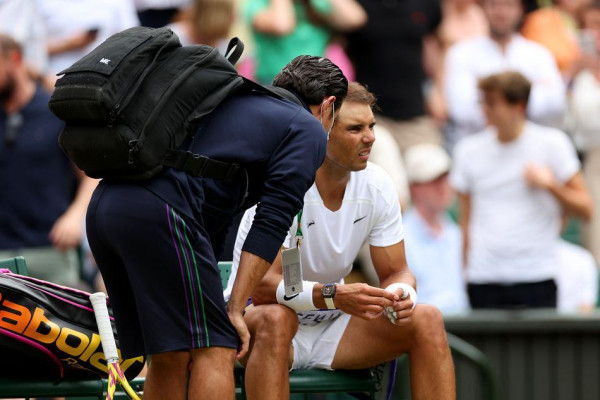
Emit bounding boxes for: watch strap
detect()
[324,296,335,310]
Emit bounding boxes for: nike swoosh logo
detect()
[283,294,299,301]
[353,216,367,224]
[307,221,315,228]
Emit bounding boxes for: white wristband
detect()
[384,283,417,309]
[276,280,317,311]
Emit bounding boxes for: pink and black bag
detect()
[0,269,145,379]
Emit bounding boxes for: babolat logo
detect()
[0,290,143,375]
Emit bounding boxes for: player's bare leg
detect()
[144,351,191,400]
[241,304,298,400]
[332,304,455,400]
[188,347,237,400]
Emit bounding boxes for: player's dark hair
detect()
[273,55,348,109]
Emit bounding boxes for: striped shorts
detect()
[86,183,238,358]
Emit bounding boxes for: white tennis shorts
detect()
[291,313,352,370]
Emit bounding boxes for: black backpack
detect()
[49,26,292,181]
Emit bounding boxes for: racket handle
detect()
[90,292,119,363]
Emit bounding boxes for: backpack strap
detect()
[162,150,243,183]
[225,38,244,65]
[241,77,305,108]
[161,77,303,183]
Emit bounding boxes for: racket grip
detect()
[90,292,119,363]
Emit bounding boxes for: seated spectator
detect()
[0,34,97,285]
[450,71,592,309]
[225,82,455,400]
[444,0,566,149]
[568,0,600,267]
[521,0,582,78]
[557,239,598,312]
[168,0,235,50]
[246,0,367,84]
[403,144,470,315]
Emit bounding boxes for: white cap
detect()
[405,144,451,183]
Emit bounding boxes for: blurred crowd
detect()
[1,0,599,315]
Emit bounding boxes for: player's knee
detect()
[411,305,448,348]
[255,304,298,344]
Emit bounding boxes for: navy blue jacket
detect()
[141,90,327,263]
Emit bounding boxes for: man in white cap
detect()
[403,144,469,315]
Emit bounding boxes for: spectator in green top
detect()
[245,0,367,84]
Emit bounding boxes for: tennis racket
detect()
[90,292,141,400]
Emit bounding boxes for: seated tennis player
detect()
[224,82,456,400]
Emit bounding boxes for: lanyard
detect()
[295,210,303,248]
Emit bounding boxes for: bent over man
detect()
[225,82,456,400]
[86,56,348,400]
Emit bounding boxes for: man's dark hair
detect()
[273,55,348,110]
[478,71,531,106]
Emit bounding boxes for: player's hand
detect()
[524,163,555,190]
[49,209,84,252]
[228,311,250,360]
[384,296,415,326]
[334,283,398,321]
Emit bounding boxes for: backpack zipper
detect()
[128,140,139,164]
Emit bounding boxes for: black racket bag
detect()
[0,269,145,380]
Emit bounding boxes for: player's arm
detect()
[371,240,415,290]
[370,241,417,325]
[49,168,98,251]
[252,251,397,320]
[227,250,272,359]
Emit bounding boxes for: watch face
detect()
[323,284,335,297]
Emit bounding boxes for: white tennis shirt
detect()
[224,162,404,301]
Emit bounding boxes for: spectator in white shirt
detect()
[450,71,592,309]
[444,0,566,149]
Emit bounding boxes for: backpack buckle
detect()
[182,152,208,176]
